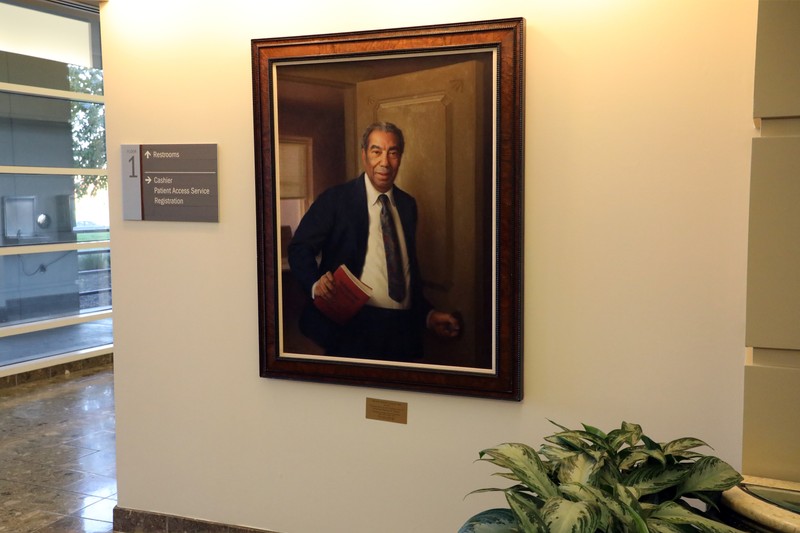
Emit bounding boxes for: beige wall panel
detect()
[746,136,800,349]
[743,362,800,482]
[754,0,800,119]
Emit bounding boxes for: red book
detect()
[314,265,373,325]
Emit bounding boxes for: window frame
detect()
[0,0,111,374]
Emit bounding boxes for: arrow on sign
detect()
[145,176,151,184]
[145,151,152,158]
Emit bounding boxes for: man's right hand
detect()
[313,271,336,301]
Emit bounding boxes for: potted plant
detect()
[460,421,745,532]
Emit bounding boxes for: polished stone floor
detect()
[0,365,117,533]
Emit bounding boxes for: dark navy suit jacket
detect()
[287,174,432,353]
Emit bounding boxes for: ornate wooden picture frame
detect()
[252,18,524,400]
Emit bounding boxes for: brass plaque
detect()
[366,398,408,424]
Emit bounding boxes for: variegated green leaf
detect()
[642,434,662,451]
[558,451,603,485]
[594,465,623,491]
[641,447,667,466]
[539,444,577,463]
[544,422,611,454]
[558,482,618,531]
[619,446,650,471]
[676,456,743,498]
[551,429,614,454]
[615,497,650,533]
[548,419,572,433]
[542,497,600,533]
[581,423,608,439]
[667,450,706,463]
[644,518,687,533]
[663,437,710,455]
[615,482,642,506]
[479,443,559,499]
[506,489,547,532]
[648,501,746,532]
[468,486,526,498]
[544,433,586,453]
[619,447,667,470]
[557,482,595,502]
[624,463,689,496]
[608,422,643,450]
[691,490,723,513]
[494,472,525,483]
[622,421,643,434]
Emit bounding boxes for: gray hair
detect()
[360,121,405,154]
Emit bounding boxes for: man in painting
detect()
[287,121,461,361]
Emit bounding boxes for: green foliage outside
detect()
[78,250,110,271]
[77,231,110,243]
[69,65,107,198]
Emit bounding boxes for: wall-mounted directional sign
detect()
[122,143,218,222]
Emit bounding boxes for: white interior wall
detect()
[101,1,757,532]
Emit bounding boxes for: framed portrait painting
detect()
[252,18,524,400]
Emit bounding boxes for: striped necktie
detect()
[378,194,405,302]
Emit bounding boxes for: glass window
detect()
[0,247,111,327]
[0,93,106,168]
[0,51,103,95]
[0,174,109,247]
[0,0,110,370]
[0,318,113,367]
[0,2,99,69]
[2,250,80,325]
[77,247,112,311]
